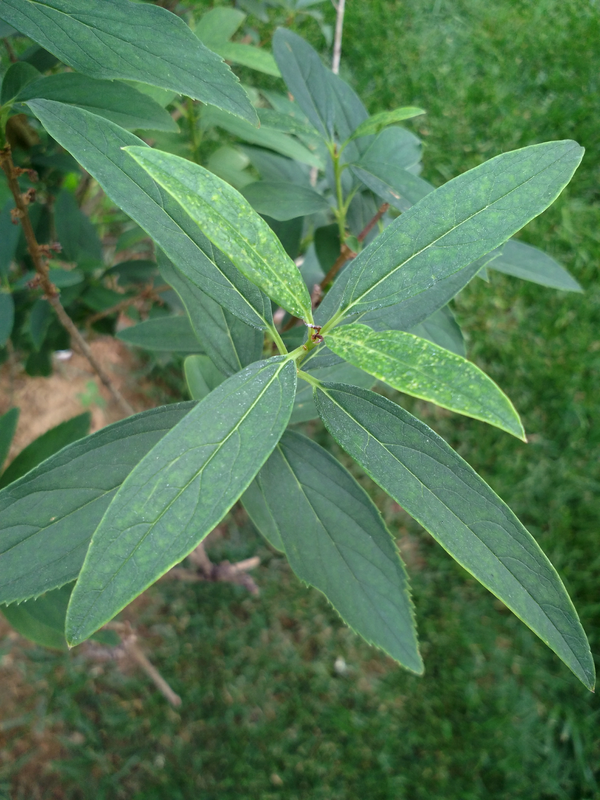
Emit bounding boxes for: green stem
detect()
[331,145,346,244]
[268,325,288,356]
[297,370,323,389]
[186,98,201,164]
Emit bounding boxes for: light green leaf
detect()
[0,0,256,123]
[326,324,525,439]
[203,107,323,168]
[215,42,280,77]
[243,431,422,672]
[206,146,254,191]
[66,357,297,645]
[272,28,334,140]
[490,239,583,292]
[0,403,194,605]
[332,141,584,322]
[0,412,91,490]
[242,181,330,221]
[257,108,319,139]
[158,252,263,376]
[27,100,272,330]
[18,74,178,132]
[184,355,225,400]
[194,7,246,45]
[126,146,314,322]
[315,383,595,691]
[0,407,19,472]
[348,107,426,142]
[0,292,15,347]
[117,316,204,354]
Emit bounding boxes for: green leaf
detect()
[409,306,465,358]
[257,108,319,140]
[243,431,422,671]
[194,7,246,45]
[326,324,525,439]
[26,100,272,330]
[158,252,262,376]
[126,146,314,322]
[490,239,583,292]
[184,355,225,400]
[105,260,158,287]
[215,42,280,77]
[203,107,323,168]
[352,163,433,213]
[331,141,584,322]
[206,146,254,191]
[0,407,19,473]
[1,584,119,650]
[54,189,102,265]
[348,107,426,142]
[272,28,334,140]
[18,74,178,132]
[0,292,15,347]
[0,412,91,490]
[29,298,52,351]
[0,403,194,605]
[0,61,40,105]
[242,146,311,185]
[291,362,374,424]
[241,481,285,552]
[0,0,256,124]
[117,316,204,354]
[242,181,330,221]
[66,357,297,645]
[315,384,595,691]
[0,199,20,279]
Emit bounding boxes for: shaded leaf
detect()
[242,146,311,185]
[409,305,465,357]
[0,412,91,490]
[184,355,225,400]
[352,163,432,213]
[127,146,313,322]
[0,403,194,605]
[158,251,263,376]
[242,181,330,221]
[54,189,102,265]
[18,74,178,132]
[490,239,583,291]
[326,324,524,439]
[0,407,19,472]
[66,357,297,645]
[0,0,256,123]
[215,42,280,77]
[315,383,595,691]
[0,199,20,279]
[117,316,204,354]
[244,431,422,671]
[0,292,14,347]
[194,7,245,45]
[27,101,272,330]
[29,298,52,351]
[291,362,374,424]
[0,61,40,104]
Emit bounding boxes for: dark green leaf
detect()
[184,355,225,400]
[0,412,91,490]
[314,223,341,273]
[272,28,334,140]
[409,306,465,358]
[127,146,314,322]
[330,141,584,323]
[117,316,204,354]
[326,71,370,168]
[29,298,52,351]
[244,431,422,671]
[315,383,595,690]
[0,0,256,123]
[19,43,58,72]
[242,181,330,221]
[66,357,297,645]
[0,292,15,347]
[158,252,262,376]
[291,362,374,424]
[352,163,433,213]
[348,107,426,142]
[490,239,583,291]
[203,107,323,168]
[0,407,19,472]
[27,101,272,330]
[0,199,20,279]
[54,189,102,265]
[0,403,194,605]
[241,481,285,552]
[80,285,126,312]
[105,260,158,287]
[18,74,178,132]
[25,348,52,377]
[257,108,318,139]
[326,324,525,439]
[242,146,311,185]
[0,61,40,105]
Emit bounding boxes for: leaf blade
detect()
[315,383,595,690]
[326,324,525,439]
[348,107,426,142]
[241,181,330,221]
[490,239,583,291]
[66,358,297,645]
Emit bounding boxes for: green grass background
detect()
[2,0,600,797]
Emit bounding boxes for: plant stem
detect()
[297,369,322,389]
[268,324,288,356]
[85,284,170,329]
[0,144,134,417]
[186,98,202,164]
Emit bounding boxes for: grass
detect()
[2,0,600,797]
